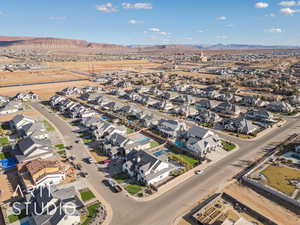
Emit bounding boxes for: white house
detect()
[123,150,175,185]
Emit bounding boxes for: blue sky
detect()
[0,0,300,45]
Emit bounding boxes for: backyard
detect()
[260,165,300,196]
[80,189,96,202]
[81,202,101,225]
[0,137,9,146]
[168,152,199,169]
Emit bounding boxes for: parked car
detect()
[195,170,204,175]
[102,179,122,193]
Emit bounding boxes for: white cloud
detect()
[184,37,193,41]
[217,16,227,20]
[96,3,117,13]
[196,30,204,33]
[266,13,276,17]
[148,27,160,32]
[49,16,67,20]
[280,7,300,14]
[255,2,269,8]
[225,24,234,28]
[265,28,283,33]
[279,1,300,7]
[122,2,152,9]
[216,35,228,39]
[128,19,143,24]
[160,32,168,36]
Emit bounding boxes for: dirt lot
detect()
[0,69,87,86]
[224,182,300,225]
[0,56,18,64]
[0,80,96,99]
[0,109,41,122]
[46,60,159,73]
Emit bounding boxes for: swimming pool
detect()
[153,149,171,157]
[21,221,30,225]
[137,137,151,143]
[100,116,109,121]
[174,140,185,147]
[0,157,17,169]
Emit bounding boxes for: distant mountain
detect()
[0,35,298,51]
[0,36,126,50]
[197,44,300,50]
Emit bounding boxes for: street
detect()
[30,102,300,225]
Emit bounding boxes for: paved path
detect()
[30,102,300,225]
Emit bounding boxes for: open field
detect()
[0,80,96,99]
[224,182,300,225]
[0,69,87,86]
[46,60,160,73]
[260,165,300,196]
[0,56,18,64]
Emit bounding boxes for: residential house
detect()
[195,100,218,111]
[27,186,82,225]
[241,96,267,107]
[60,86,82,96]
[245,109,274,122]
[214,102,241,116]
[18,159,66,190]
[169,105,198,117]
[186,126,221,158]
[100,132,134,159]
[15,137,54,162]
[192,111,222,124]
[14,92,39,101]
[266,101,295,113]
[0,100,23,115]
[150,100,174,111]
[122,150,175,185]
[223,117,259,134]
[156,120,187,138]
[9,114,35,130]
[18,121,48,139]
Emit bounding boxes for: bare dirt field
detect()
[46,60,160,73]
[224,182,300,225]
[0,80,96,99]
[0,56,18,64]
[0,69,88,86]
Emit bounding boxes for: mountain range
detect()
[0,36,299,51]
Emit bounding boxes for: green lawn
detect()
[81,202,101,225]
[113,173,129,184]
[43,120,55,132]
[260,165,300,196]
[221,140,236,151]
[127,128,135,134]
[57,150,66,155]
[168,152,199,169]
[0,137,9,146]
[7,210,26,223]
[0,152,8,160]
[55,144,65,150]
[150,141,160,148]
[83,138,93,144]
[80,190,96,202]
[125,184,143,195]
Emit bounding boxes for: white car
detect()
[195,170,204,175]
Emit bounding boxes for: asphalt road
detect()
[30,102,300,225]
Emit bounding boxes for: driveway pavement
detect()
[29,102,300,225]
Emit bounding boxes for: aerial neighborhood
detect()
[0,30,300,225]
